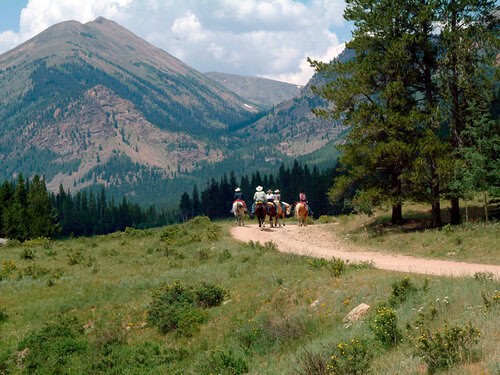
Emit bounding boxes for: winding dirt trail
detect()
[231,223,500,278]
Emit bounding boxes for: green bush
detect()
[198,346,249,375]
[15,314,89,374]
[0,307,8,323]
[218,249,233,262]
[147,281,225,336]
[389,276,417,306]
[20,247,35,260]
[307,257,346,277]
[17,263,50,279]
[326,337,373,375]
[22,237,52,249]
[298,349,328,375]
[195,282,227,308]
[67,249,86,265]
[415,323,481,374]
[371,305,401,348]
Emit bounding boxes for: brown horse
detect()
[232,201,246,226]
[254,202,267,229]
[273,202,291,227]
[295,202,308,226]
[266,202,277,227]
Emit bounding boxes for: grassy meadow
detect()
[0,215,499,374]
[325,201,500,265]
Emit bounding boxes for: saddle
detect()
[233,199,246,207]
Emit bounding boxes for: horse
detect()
[295,202,308,226]
[266,202,277,227]
[232,201,246,226]
[273,202,291,227]
[254,202,267,229]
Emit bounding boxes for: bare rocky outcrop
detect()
[343,303,371,327]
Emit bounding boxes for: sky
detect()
[0,0,352,85]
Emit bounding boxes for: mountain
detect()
[0,17,261,190]
[237,49,354,159]
[205,72,302,109]
[0,17,346,206]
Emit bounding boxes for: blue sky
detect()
[0,0,26,31]
[0,0,352,85]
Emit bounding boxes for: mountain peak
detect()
[93,16,109,24]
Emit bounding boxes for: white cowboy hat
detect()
[267,189,273,193]
[235,187,241,192]
[256,186,263,191]
[274,189,280,193]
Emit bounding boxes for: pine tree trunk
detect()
[450,197,460,225]
[391,204,404,225]
[431,179,442,228]
[484,191,489,222]
[390,173,404,225]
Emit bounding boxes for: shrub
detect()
[198,346,249,375]
[147,281,224,336]
[198,248,211,260]
[389,276,417,306]
[474,272,494,282]
[1,259,17,274]
[17,263,50,280]
[307,257,346,277]
[218,249,233,262]
[20,247,35,260]
[22,237,52,249]
[0,307,8,323]
[480,290,500,310]
[67,249,86,265]
[299,349,328,375]
[195,282,227,308]
[371,305,401,348]
[326,337,373,375]
[15,314,89,373]
[415,323,481,374]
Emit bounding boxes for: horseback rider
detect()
[252,186,266,215]
[266,189,276,213]
[274,189,285,214]
[231,187,246,213]
[299,189,313,216]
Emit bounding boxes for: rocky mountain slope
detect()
[238,49,354,157]
[0,17,260,190]
[0,17,346,204]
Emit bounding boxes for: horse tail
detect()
[232,201,241,215]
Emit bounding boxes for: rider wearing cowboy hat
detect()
[252,186,266,215]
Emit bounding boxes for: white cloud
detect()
[0,0,349,85]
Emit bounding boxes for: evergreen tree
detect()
[3,174,28,241]
[310,0,426,224]
[436,0,498,224]
[0,181,14,237]
[192,185,201,217]
[179,192,192,221]
[26,175,57,238]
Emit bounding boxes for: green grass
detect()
[333,202,500,265]
[0,216,498,374]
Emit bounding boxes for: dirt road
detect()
[231,223,500,278]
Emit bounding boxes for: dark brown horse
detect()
[254,202,267,229]
[267,202,277,227]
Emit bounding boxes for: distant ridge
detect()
[205,72,302,109]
